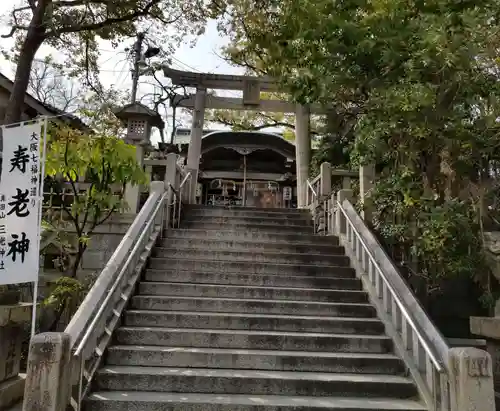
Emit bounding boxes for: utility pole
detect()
[131,32,145,103]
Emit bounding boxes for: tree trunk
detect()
[71,243,87,278]
[2,0,51,126]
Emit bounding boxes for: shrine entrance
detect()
[196,131,297,208]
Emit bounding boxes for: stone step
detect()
[167,228,337,244]
[151,248,348,266]
[159,237,341,254]
[185,205,306,215]
[85,392,427,411]
[182,215,312,228]
[114,327,394,353]
[184,208,310,220]
[105,346,405,374]
[123,310,385,334]
[148,258,354,276]
[181,220,314,233]
[94,366,418,398]
[137,282,367,303]
[130,296,375,317]
[143,270,359,287]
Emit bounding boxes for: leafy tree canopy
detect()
[218,0,500,310]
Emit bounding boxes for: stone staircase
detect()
[84,205,427,411]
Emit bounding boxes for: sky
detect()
[0,0,246,142]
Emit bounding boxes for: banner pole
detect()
[30,117,48,338]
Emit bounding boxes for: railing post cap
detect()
[27,332,71,361]
[449,346,493,376]
[150,181,164,193]
[30,332,71,347]
[337,188,353,202]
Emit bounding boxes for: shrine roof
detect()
[200,131,295,159]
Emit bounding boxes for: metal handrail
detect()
[337,200,447,372]
[65,189,163,344]
[310,173,321,185]
[307,179,318,197]
[73,191,167,357]
[63,186,168,410]
[179,171,192,190]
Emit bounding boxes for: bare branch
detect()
[2,5,32,38]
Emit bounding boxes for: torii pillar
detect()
[186,87,207,202]
[295,104,311,208]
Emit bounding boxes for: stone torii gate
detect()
[162,67,325,208]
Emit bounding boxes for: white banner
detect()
[283,186,292,200]
[0,122,42,285]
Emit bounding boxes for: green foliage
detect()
[46,124,147,221]
[44,120,147,277]
[219,0,500,307]
[43,276,85,311]
[370,172,487,294]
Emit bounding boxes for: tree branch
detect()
[45,0,163,37]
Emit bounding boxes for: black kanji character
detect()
[9,146,29,173]
[0,249,5,257]
[31,176,38,185]
[31,164,38,174]
[0,212,6,219]
[0,261,4,270]
[0,225,5,235]
[30,187,37,196]
[0,237,5,247]
[30,132,38,141]
[7,232,30,263]
[31,153,37,162]
[30,143,38,152]
[0,204,5,211]
[7,189,30,218]
[0,195,5,202]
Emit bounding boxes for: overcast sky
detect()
[0,1,245,141]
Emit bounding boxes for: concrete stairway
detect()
[85,205,427,411]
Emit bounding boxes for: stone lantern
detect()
[114,103,164,213]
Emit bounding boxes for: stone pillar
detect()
[295,104,311,208]
[186,88,207,203]
[470,315,500,397]
[125,143,145,214]
[359,164,375,222]
[448,347,495,411]
[22,333,71,411]
[335,189,353,235]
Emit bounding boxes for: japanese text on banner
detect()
[0,122,42,285]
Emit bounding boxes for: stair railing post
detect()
[163,153,178,229]
[448,347,495,411]
[328,192,336,235]
[335,189,353,235]
[319,162,332,198]
[150,181,165,238]
[22,333,71,411]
